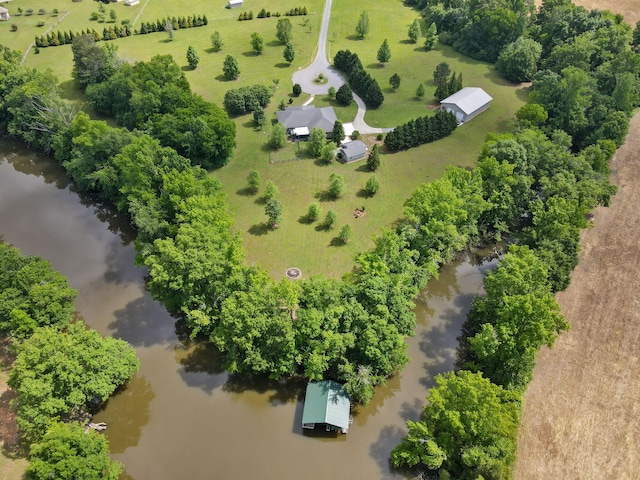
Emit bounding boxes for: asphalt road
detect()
[290,0,393,134]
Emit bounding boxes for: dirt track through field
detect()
[514,111,640,479]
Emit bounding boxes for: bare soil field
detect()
[514,111,640,478]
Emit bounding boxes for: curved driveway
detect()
[291,0,393,134]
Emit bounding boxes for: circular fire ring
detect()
[285,267,302,280]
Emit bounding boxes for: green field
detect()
[1,0,526,279]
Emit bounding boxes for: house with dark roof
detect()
[440,87,493,123]
[276,105,337,139]
[0,6,9,20]
[337,140,368,163]
[302,381,351,433]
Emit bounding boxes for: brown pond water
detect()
[0,137,497,480]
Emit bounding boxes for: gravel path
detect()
[291,0,393,134]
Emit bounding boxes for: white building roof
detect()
[292,127,309,136]
[440,87,493,115]
[228,0,243,5]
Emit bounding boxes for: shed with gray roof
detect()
[440,87,493,123]
[276,106,337,138]
[338,140,368,163]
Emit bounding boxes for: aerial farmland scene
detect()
[1,0,639,478]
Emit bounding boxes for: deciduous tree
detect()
[265,198,283,228]
[9,323,139,441]
[306,127,326,157]
[365,175,380,196]
[222,54,240,80]
[276,18,292,44]
[307,202,321,222]
[496,37,542,83]
[269,123,287,148]
[210,31,223,52]
[250,32,264,54]
[338,224,353,244]
[327,173,345,199]
[27,422,123,480]
[283,42,295,64]
[246,169,261,194]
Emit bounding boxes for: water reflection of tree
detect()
[176,339,228,394]
[93,375,155,454]
[223,374,307,405]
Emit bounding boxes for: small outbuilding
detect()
[338,140,368,163]
[228,0,243,8]
[302,381,351,433]
[276,105,337,139]
[0,6,9,20]
[440,87,493,124]
[124,0,139,5]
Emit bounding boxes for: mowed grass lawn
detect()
[7,0,526,279]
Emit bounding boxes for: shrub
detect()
[10,24,18,32]
[38,8,46,15]
[25,8,34,16]
[351,131,360,140]
[292,83,302,96]
[37,21,45,27]
[328,86,336,98]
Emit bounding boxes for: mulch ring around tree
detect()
[285,267,302,280]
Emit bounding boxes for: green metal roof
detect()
[301,381,351,429]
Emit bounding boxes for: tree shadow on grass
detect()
[367,63,385,69]
[356,188,371,198]
[254,195,269,205]
[215,74,234,82]
[297,215,314,225]
[242,50,260,57]
[266,40,283,47]
[274,62,292,69]
[355,163,371,172]
[399,39,414,45]
[314,224,333,232]
[313,158,331,166]
[235,187,255,197]
[205,47,220,54]
[248,223,270,236]
[329,237,345,247]
[346,34,363,41]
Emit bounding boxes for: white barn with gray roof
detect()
[440,87,492,123]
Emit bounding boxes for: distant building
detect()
[337,140,368,163]
[0,6,9,21]
[124,0,140,6]
[276,105,337,139]
[302,381,351,434]
[440,87,493,123]
[228,0,243,8]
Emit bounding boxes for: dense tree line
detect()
[384,110,458,151]
[389,1,637,477]
[0,243,138,476]
[223,84,272,115]
[35,14,208,48]
[333,50,384,108]
[76,42,235,168]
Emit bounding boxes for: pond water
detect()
[0,137,496,479]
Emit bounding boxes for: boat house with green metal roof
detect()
[302,381,351,433]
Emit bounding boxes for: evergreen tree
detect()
[433,62,450,86]
[367,144,380,171]
[335,83,353,105]
[377,39,391,64]
[355,11,370,39]
[389,73,401,90]
[424,22,438,51]
[416,83,425,98]
[408,18,422,43]
[265,199,283,228]
[186,46,199,69]
[332,120,345,145]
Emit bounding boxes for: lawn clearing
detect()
[10,0,525,279]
